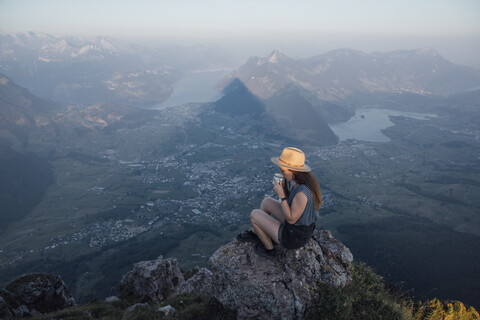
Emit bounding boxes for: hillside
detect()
[0,72,59,149]
[0,145,53,234]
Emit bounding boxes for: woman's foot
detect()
[236,229,260,243]
[254,242,276,259]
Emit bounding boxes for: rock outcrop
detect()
[119,256,185,301]
[179,230,353,319]
[121,230,353,320]
[0,273,75,317]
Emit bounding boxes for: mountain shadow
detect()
[265,86,339,146]
[214,78,265,116]
[212,79,338,146]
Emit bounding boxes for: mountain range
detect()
[217,48,480,100]
[3,34,480,149]
[0,32,233,106]
[3,32,480,114]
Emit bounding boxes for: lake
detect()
[154,69,231,109]
[330,108,438,142]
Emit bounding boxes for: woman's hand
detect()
[273,180,285,198]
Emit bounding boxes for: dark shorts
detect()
[278,222,315,249]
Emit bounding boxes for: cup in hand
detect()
[272,173,284,185]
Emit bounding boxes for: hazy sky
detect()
[1,0,479,66]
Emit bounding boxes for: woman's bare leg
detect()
[250,209,280,250]
[260,197,285,224]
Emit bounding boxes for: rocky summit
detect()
[119,229,353,320]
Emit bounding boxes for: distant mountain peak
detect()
[252,49,291,66]
[268,52,279,64]
[267,49,282,64]
[267,49,292,64]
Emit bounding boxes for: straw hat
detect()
[271,147,311,172]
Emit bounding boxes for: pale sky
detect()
[1,0,479,66]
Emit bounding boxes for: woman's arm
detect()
[274,181,308,224]
[281,192,307,224]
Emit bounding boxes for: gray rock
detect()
[120,255,185,301]
[177,267,215,295]
[5,273,75,315]
[19,305,30,315]
[105,296,122,303]
[126,302,148,312]
[178,230,353,320]
[158,304,177,317]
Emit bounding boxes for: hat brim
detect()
[271,157,311,172]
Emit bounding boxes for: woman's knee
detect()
[250,209,264,224]
[260,197,276,211]
[260,197,270,210]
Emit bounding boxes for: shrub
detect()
[411,298,480,320]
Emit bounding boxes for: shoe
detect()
[236,230,260,243]
[254,242,276,259]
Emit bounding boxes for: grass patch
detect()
[308,262,413,320]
